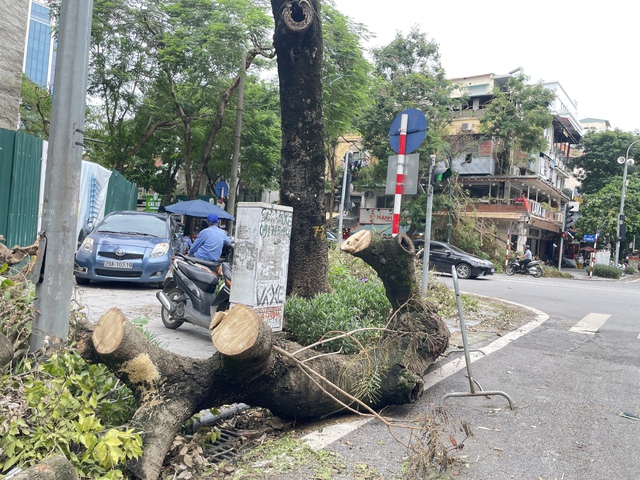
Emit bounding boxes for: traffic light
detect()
[561,231,574,241]
[619,222,626,241]
[564,203,578,229]
[430,164,452,187]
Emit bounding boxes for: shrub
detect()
[284,252,390,354]
[592,264,622,279]
[624,266,636,275]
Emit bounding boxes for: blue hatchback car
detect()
[74,211,182,287]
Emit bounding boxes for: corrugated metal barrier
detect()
[0,127,138,250]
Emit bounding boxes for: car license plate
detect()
[104,260,133,269]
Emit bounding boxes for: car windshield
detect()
[96,214,167,237]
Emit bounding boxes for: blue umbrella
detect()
[165,199,234,221]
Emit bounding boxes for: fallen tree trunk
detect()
[0,235,39,267]
[75,230,449,479]
[10,455,78,480]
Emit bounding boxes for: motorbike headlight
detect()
[151,243,170,258]
[80,237,94,253]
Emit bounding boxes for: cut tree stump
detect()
[75,230,449,479]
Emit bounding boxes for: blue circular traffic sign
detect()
[214,180,229,198]
[389,108,427,154]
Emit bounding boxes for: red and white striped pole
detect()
[392,114,408,236]
[505,228,512,268]
[589,229,599,278]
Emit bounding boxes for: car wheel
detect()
[161,288,185,330]
[75,275,91,285]
[455,263,472,279]
[531,266,543,278]
[505,266,515,276]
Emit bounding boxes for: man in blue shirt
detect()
[189,214,232,262]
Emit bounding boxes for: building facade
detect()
[24,0,56,88]
[0,1,31,130]
[447,72,583,263]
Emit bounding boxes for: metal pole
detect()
[615,161,629,266]
[421,155,435,295]
[391,114,408,236]
[32,0,93,351]
[447,177,452,243]
[337,151,349,241]
[615,140,639,264]
[227,51,245,236]
[558,203,567,271]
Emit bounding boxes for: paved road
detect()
[77,273,640,479]
[74,280,215,358]
[308,272,640,479]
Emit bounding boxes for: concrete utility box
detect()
[230,202,292,331]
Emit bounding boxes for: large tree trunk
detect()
[75,230,449,479]
[271,0,330,298]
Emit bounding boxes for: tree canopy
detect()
[570,130,640,195]
[479,74,554,174]
[576,174,640,248]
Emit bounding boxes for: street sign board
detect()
[583,234,596,243]
[385,154,420,195]
[388,108,427,154]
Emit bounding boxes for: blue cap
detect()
[206,213,219,224]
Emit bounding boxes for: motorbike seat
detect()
[186,255,221,270]
[177,262,219,293]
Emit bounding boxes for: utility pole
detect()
[421,155,436,295]
[227,52,246,236]
[31,0,93,351]
[557,204,567,272]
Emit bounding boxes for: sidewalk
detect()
[563,265,639,281]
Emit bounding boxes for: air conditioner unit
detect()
[509,165,521,176]
[364,191,373,198]
[461,122,473,131]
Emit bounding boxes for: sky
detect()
[333,0,640,134]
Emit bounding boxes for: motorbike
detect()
[156,247,233,330]
[505,259,543,278]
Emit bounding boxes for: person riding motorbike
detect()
[519,245,533,270]
[188,213,232,263]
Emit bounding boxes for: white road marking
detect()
[569,313,611,335]
[301,418,371,450]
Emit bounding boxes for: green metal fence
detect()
[1,127,138,250]
[0,129,42,247]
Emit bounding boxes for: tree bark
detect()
[271,0,330,298]
[11,455,78,480]
[0,236,39,267]
[0,332,13,368]
[75,231,449,479]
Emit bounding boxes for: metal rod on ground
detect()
[439,265,514,409]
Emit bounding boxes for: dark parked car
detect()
[427,240,494,279]
[74,211,182,287]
